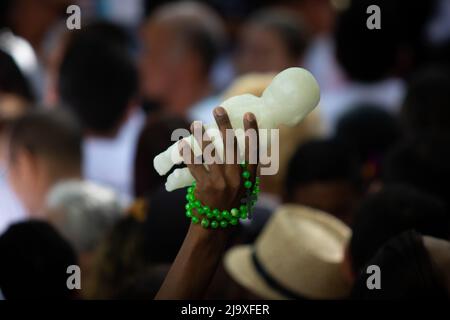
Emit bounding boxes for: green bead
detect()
[255,177,260,184]
[239,206,248,219]
[194,200,201,208]
[242,170,251,179]
[197,207,204,215]
[201,218,209,228]
[240,162,247,168]
[222,210,230,220]
[206,211,214,219]
[220,220,228,228]
[185,203,192,210]
[186,193,194,202]
[240,205,247,212]
[230,208,239,217]
[230,218,238,226]
[187,186,194,194]
[186,210,192,218]
[211,220,219,229]
[191,216,199,224]
[212,209,220,217]
[244,181,252,189]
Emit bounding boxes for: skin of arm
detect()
[155,107,259,299]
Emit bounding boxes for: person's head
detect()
[336,104,401,185]
[224,205,352,299]
[275,0,336,36]
[134,115,189,197]
[349,184,450,278]
[140,1,225,115]
[334,0,397,82]
[284,138,362,224]
[0,48,34,105]
[0,48,35,168]
[401,65,450,137]
[0,0,68,51]
[351,230,449,299]
[334,0,434,82]
[7,109,82,216]
[47,180,122,255]
[383,135,450,209]
[236,8,308,75]
[58,22,138,136]
[85,215,167,299]
[0,220,78,299]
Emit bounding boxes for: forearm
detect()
[155,224,231,299]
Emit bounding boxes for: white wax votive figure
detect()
[153,67,321,191]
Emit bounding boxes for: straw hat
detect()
[224,204,351,299]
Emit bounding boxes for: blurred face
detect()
[139,22,185,101]
[236,24,297,75]
[289,181,359,225]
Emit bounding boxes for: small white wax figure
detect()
[153,67,320,191]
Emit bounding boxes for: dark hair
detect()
[401,65,450,136]
[66,21,132,51]
[351,230,448,299]
[334,1,397,82]
[350,184,450,274]
[284,138,361,198]
[335,0,435,82]
[134,115,189,197]
[86,215,153,299]
[0,221,78,299]
[0,49,34,102]
[248,9,308,60]
[336,104,401,183]
[382,135,450,208]
[143,186,190,264]
[58,23,138,134]
[8,109,82,168]
[336,104,401,162]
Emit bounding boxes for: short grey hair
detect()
[46,180,122,253]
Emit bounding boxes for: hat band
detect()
[251,249,303,300]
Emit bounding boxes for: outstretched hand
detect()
[180,106,259,210]
[156,107,260,299]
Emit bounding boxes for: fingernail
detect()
[245,113,255,122]
[191,121,200,131]
[178,141,184,152]
[214,107,225,117]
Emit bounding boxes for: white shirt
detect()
[82,108,145,207]
[319,78,405,135]
[0,169,26,235]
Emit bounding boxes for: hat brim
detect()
[224,245,289,300]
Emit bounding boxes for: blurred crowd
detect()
[1,0,450,300]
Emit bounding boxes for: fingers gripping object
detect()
[153,67,321,191]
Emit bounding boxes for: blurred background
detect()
[1,0,450,300]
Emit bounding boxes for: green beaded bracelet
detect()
[185,162,260,229]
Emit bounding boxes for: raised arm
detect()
[156,107,259,299]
